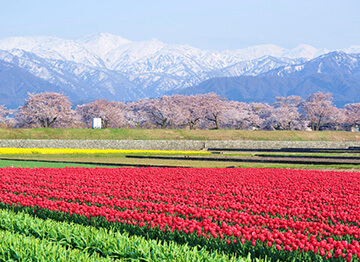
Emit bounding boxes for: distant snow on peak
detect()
[79,32,131,44]
[283,44,329,59]
[0,35,103,67]
[76,33,132,59]
[224,44,287,61]
[341,45,360,54]
[222,43,330,61]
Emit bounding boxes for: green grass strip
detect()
[0,128,359,141]
[0,229,110,262]
[0,208,258,262]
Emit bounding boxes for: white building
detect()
[92,118,102,129]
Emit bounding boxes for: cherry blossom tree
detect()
[129,96,185,129]
[202,93,229,129]
[263,107,288,130]
[304,92,336,131]
[250,102,274,130]
[123,101,144,128]
[15,92,74,128]
[223,101,261,130]
[324,108,346,130]
[76,99,127,128]
[0,105,12,125]
[144,98,173,128]
[271,96,304,130]
[6,91,358,131]
[129,94,230,130]
[174,95,209,130]
[344,103,360,129]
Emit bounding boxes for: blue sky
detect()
[1,0,359,50]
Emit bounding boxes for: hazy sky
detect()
[1,0,359,50]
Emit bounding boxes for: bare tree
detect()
[304,92,336,131]
[15,92,74,128]
[76,99,127,128]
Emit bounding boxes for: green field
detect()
[0,159,118,168]
[0,128,360,141]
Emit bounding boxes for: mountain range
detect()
[0,33,359,108]
[177,52,360,107]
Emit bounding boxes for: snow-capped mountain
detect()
[342,45,360,54]
[283,44,329,59]
[223,44,328,61]
[0,33,357,108]
[76,33,132,61]
[0,49,141,104]
[0,36,104,67]
[266,51,360,77]
[219,56,306,77]
[177,52,360,107]
[0,59,70,108]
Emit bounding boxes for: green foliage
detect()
[0,229,110,262]
[0,208,264,262]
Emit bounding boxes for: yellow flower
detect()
[0,148,210,155]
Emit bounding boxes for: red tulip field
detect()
[1,167,360,261]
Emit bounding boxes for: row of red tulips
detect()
[1,167,360,261]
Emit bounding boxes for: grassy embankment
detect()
[0,128,360,141]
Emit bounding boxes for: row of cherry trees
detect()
[0,92,359,131]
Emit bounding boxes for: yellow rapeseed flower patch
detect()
[0,148,210,155]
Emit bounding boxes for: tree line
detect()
[0,92,359,131]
